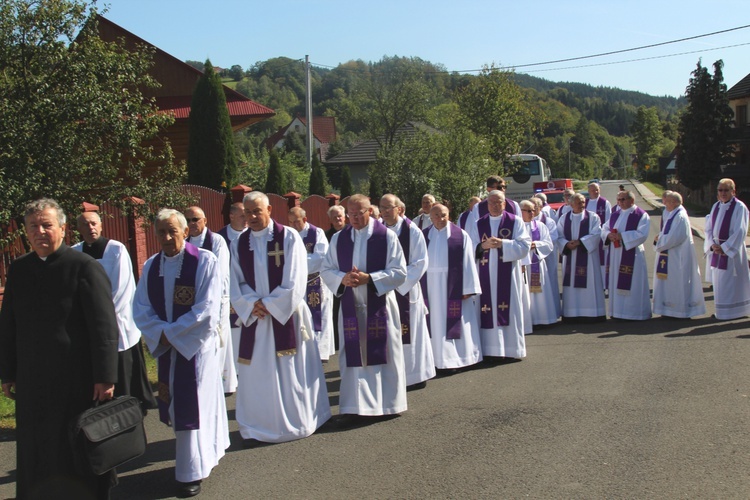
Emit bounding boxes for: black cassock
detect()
[0,243,119,499]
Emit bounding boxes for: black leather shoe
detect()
[178,480,201,497]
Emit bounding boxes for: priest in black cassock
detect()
[0,198,120,500]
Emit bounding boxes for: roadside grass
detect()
[0,341,158,431]
[643,181,664,197]
[0,396,14,430]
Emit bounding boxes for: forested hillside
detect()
[199,56,686,213]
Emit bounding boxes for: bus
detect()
[503,154,551,201]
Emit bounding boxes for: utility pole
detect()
[305,55,313,167]
[568,138,573,177]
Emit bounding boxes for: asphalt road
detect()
[2,181,749,499]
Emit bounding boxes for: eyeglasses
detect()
[347,209,369,218]
[498,185,507,190]
[521,209,534,213]
[717,189,731,192]
[188,217,203,223]
[617,198,627,201]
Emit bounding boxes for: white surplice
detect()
[413,212,433,230]
[321,218,408,416]
[556,210,606,318]
[72,239,140,351]
[386,217,435,385]
[229,223,331,442]
[522,220,559,325]
[467,214,531,358]
[220,224,248,379]
[134,247,230,483]
[424,224,483,369]
[537,212,562,318]
[653,207,706,318]
[601,206,652,320]
[299,223,335,360]
[704,197,750,319]
[188,228,237,393]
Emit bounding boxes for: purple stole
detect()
[459,210,470,230]
[562,211,590,288]
[147,243,201,431]
[710,198,737,270]
[337,220,389,366]
[395,219,412,344]
[606,207,645,291]
[303,224,323,331]
[236,221,297,364]
[656,207,680,280]
[421,223,464,339]
[477,213,516,327]
[198,228,214,252]
[416,214,427,230]
[217,226,230,246]
[529,220,541,293]
[591,197,607,264]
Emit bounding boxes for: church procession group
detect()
[2,177,749,499]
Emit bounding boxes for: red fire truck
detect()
[533,179,573,212]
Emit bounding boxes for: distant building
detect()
[96,16,275,169]
[324,121,436,186]
[727,72,750,172]
[265,116,337,162]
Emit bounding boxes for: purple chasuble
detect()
[395,218,412,344]
[303,223,323,331]
[236,221,297,364]
[337,220,389,366]
[710,198,737,270]
[529,220,542,293]
[477,213,516,327]
[606,207,645,291]
[656,207,681,280]
[421,223,464,339]
[562,211,590,288]
[147,243,201,431]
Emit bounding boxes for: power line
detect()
[309,23,750,76]
[523,42,750,74]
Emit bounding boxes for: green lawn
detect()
[643,181,664,197]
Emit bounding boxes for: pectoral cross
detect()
[481,304,491,314]
[498,302,509,311]
[268,242,284,267]
[480,255,489,266]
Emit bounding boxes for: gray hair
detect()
[396,197,406,211]
[487,189,505,202]
[155,208,187,231]
[571,193,586,205]
[25,198,66,226]
[534,192,547,203]
[327,205,345,217]
[666,191,683,205]
[244,191,269,205]
[519,200,535,211]
[530,197,543,209]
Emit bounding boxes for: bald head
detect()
[77,212,103,245]
[287,206,307,232]
[185,206,207,238]
[429,203,450,230]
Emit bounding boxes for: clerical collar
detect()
[385,217,402,230]
[489,214,503,220]
[160,246,185,278]
[352,218,373,239]
[620,206,635,215]
[251,223,273,239]
[82,236,108,260]
[189,227,207,246]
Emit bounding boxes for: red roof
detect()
[155,96,275,121]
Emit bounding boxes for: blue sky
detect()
[99,0,749,98]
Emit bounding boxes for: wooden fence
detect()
[0,186,342,304]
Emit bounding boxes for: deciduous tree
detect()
[0,0,185,228]
[631,106,664,172]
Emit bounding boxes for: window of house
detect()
[737,105,748,127]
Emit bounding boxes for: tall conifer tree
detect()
[309,156,326,196]
[676,60,734,190]
[340,167,353,198]
[187,59,238,190]
[265,148,287,194]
